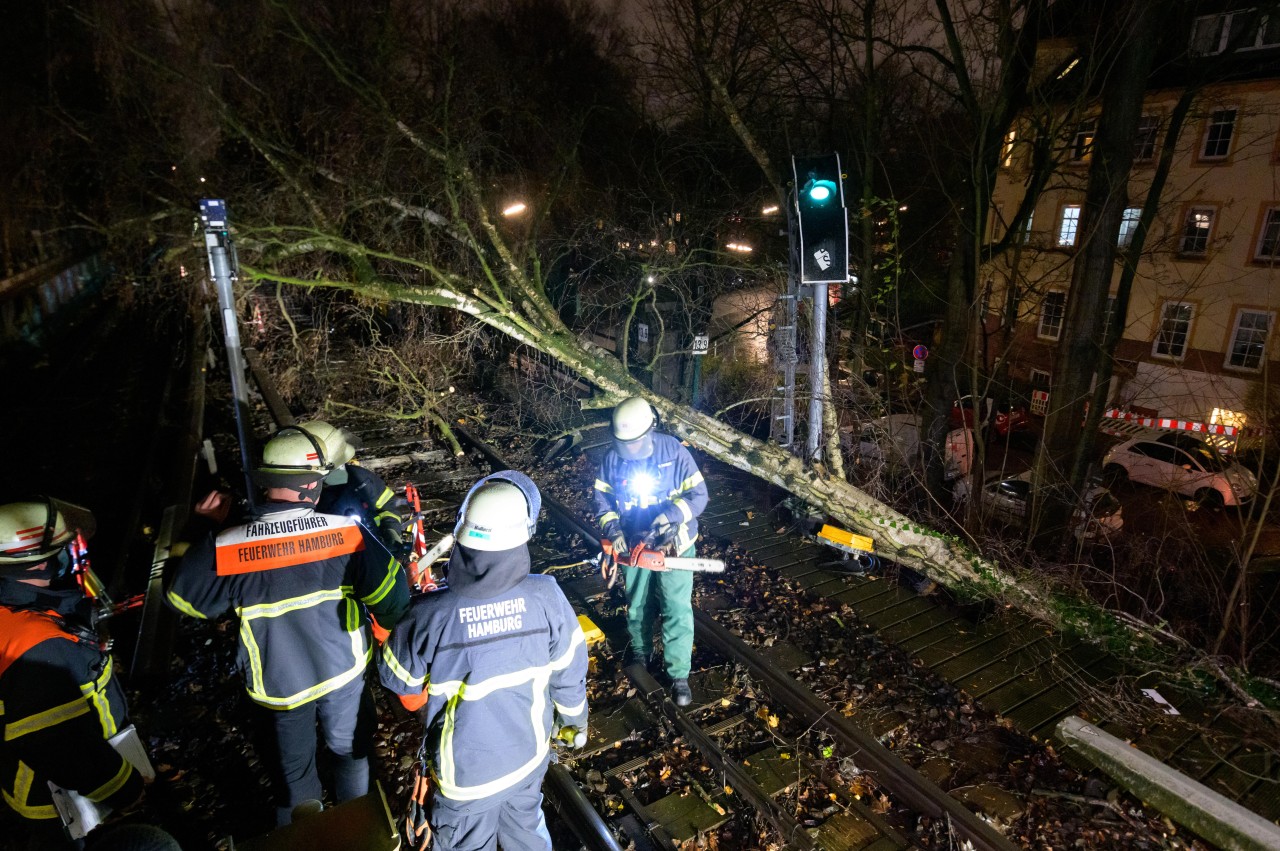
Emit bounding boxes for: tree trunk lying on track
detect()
[243,267,1074,638]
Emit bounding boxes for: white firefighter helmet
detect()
[454,481,531,551]
[254,427,332,488]
[300,420,357,468]
[0,498,96,567]
[612,397,656,460]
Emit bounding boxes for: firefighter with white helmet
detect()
[378,472,587,851]
[594,397,708,707]
[0,498,145,848]
[166,427,410,826]
[301,421,408,557]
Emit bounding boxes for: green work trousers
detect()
[622,545,695,679]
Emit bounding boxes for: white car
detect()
[981,471,1124,540]
[854,414,973,480]
[1102,433,1257,507]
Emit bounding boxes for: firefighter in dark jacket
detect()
[165,427,410,826]
[301,421,408,557]
[594,397,708,707]
[0,498,144,849]
[378,472,588,851]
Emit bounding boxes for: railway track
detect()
[453,423,1016,850]
[287,416,1013,851]
[145,349,1198,849]
[5,337,1207,850]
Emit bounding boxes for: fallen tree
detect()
[242,223,1118,650]
[86,0,1272,712]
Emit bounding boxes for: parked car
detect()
[949,395,1032,439]
[1102,432,1258,507]
[981,470,1124,540]
[854,414,973,480]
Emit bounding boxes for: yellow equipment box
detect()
[577,614,605,646]
[817,524,875,554]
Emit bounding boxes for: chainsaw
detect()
[600,532,725,584]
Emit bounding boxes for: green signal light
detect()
[803,178,838,204]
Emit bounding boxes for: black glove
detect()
[601,534,627,583]
[649,513,677,552]
[603,520,627,556]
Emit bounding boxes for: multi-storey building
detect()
[984,2,1280,436]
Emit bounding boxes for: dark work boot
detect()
[620,648,648,670]
[671,678,692,707]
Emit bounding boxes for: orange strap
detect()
[399,691,429,712]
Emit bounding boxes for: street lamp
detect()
[502,202,528,217]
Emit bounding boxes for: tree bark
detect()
[1037,0,1160,521]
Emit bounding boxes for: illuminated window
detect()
[1072,119,1096,163]
[1153,301,1194,359]
[1226,309,1272,370]
[1001,127,1018,168]
[1117,207,1142,248]
[1038,291,1066,340]
[1058,205,1082,247]
[1179,207,1215,255]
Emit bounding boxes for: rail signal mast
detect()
[772,155,849,462]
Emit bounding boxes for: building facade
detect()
[984,4,1280,434]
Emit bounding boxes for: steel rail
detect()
[626,664,818,850]
[544,764,626,851]
[693,610,1019,851]
[483,420,1014,850]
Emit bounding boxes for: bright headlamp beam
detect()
[628,472,658,499]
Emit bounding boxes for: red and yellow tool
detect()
[403,484,440,593]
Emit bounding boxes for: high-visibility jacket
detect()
[166,502,410,710]
[317,463,406,553]
[593,434,708,552]
[0,585,142,822]
[378,548,588,802]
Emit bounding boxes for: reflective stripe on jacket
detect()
[593,433,708,551]
[166,504,410,709]
[377,573,588,801]
[0,604,140,820]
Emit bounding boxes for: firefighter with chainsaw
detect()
[378,473,588,851]
[300,421,408,558]
[165,427,410,826]
[0,498,146,849]
[595,397,709,707]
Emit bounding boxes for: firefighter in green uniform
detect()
[594,398,708,706]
